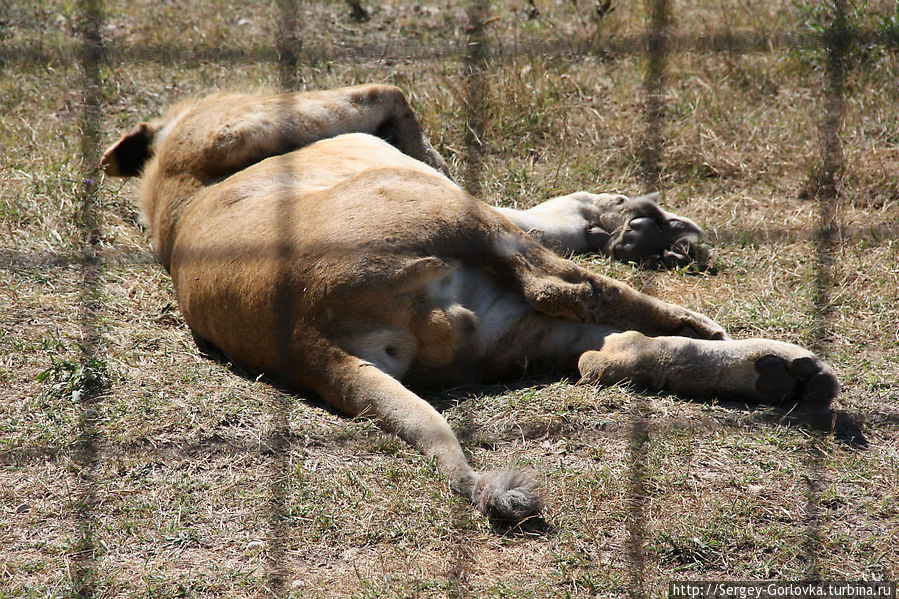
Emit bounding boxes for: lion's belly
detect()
[340,264,533,388]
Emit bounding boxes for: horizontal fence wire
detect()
[2,219,898,272]
[2,29,898,66]
[2,0,892,595]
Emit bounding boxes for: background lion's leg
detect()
[495,191,708,266]
[102,84,451,182]
[229,83,452,179]
[341,84,453,179]
[263,83,451,178]
[577,332,838,409]
[307,342,541,521]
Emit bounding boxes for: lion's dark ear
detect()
[101,122,155,177]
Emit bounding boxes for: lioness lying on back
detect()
[102,84,838,521]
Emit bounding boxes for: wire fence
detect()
[3,0,894,595]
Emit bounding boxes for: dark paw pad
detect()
[613,217,663,262]
[790,355,839,410]
[789,356,818,378]
[607,196,710,270]
[754,355,796,401]
[801,368,840,410]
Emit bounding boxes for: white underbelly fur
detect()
[427,265,532,350]
[345,265,532,380]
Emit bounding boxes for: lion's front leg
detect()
[346,84,453,180]
[578,332,839,410]
[195,83,453,182]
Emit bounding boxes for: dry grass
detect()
[2,0,898,597]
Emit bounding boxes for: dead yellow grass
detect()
[1,0,897,597]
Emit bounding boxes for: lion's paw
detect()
[753,352,839,410]
[590,192,710,269]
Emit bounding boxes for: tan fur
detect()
[102,84,839,521]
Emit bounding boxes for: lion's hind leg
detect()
[578,332,838,410]
[483,229,727,339]
[310,338,541,521]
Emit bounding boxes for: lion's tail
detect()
[473,470,542,522]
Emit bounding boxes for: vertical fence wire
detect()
[71,0,104,596]
[804,0,848,581]
[445,2,489,595]
[626,1,671,596]
[626,414,649,599]
[639,0,669,195]
[813,1,847,353]
[462,0,488,200]
[262,0,305,594]
[277,0,301,92]
[0,2,8,71]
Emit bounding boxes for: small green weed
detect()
[36,345,107,401]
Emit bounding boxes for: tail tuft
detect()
[473,470,542,521]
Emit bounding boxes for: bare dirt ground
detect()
[1,1,897,597]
